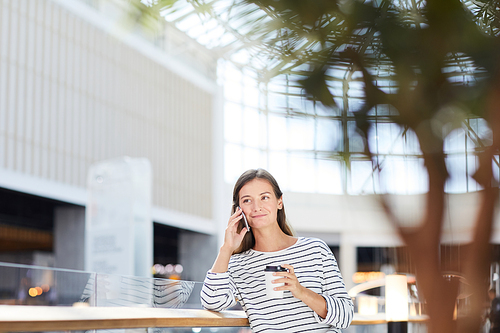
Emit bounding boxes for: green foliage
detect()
[131,0,500,157]
[239,0,500,156]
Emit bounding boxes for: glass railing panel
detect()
[0,262,95,306]
[0,262,205,309]
[81,273,202,308]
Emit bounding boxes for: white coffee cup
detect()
[264,265,287,298]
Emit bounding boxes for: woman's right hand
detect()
[210,208,248,273]
[221,207,248,254]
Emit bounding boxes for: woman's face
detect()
[238,178,283,230]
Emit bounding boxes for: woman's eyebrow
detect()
[241,192,270,199]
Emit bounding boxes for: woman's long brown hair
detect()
[231,169,294,254]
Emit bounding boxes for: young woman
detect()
[201,169,353,332]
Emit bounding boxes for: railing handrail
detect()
[0,305,429,332]
[0,305,248,332]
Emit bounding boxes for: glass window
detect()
[466,155,481,192]
[243,76,259,108]
[243,146,266,171]
[317,159,343,194]
[225,143,243,183]
[288,117,314,151]
[287,85,308,114]
[369,123,405,155]
[268,91,288,113]
[224,79,242,103]
[221,58,485,195]
[269,151,289,189]
[367,104,399,116]
[347,80,365,98]
[301,98,316,116]
[268,114,287,150]
[380,156,427,194]
[348,97,364,113]
[350,160,377,194]
[224,63,242,103]
[445,154,467,193]
[444,128,467,154]
[258,112,268,149]
[403,129,421,155]
[224,102,242,144]
[316,119,342,152]
[242,107,260,148]
[316,100,341,116]
[160,0,487,196]
[348,121,365,153]
[268,77,288,113]
[468,118,493,147]
[289,153,316,193]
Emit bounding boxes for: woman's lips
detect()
[251,214,266,219]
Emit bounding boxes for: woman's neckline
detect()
[250,237,301,254]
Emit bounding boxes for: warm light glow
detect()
[385,274,408,321]
[28,288,38,297]
[41,284,50,292]
[153,263,183,276]
[73,302,90,308]
[353,271,385,284]
[357,295,378,315]
[35,287,43,295]
[409,302,422,316]
[410,302,417,316]
[153,264,165,275]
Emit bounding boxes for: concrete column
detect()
[54,206,85,271]
[339,234,357,292]
[179,230,218,282]
[212,85,228,251]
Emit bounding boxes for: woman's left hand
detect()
[273,264,328,318]
[272,264,306,300]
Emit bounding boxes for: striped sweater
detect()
[201,237,354,332]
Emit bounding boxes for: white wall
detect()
[285,190,499,244]
[0,0,221,234]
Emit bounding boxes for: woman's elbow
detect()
[340,303,354,328]
[201,299,223,311]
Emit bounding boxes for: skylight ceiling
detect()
[151,0,279,72]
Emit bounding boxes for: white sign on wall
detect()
[85,157,152,278]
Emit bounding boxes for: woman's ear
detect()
[278,197,283,209]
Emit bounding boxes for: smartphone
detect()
[238,206,250,231]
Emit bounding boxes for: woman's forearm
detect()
[298,287,328,319]
[210,246,233,273]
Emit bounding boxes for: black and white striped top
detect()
[201,237,354,332]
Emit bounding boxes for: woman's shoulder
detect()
[297,237,331,252]
[228,250,254,266]
[228,250,264,275]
